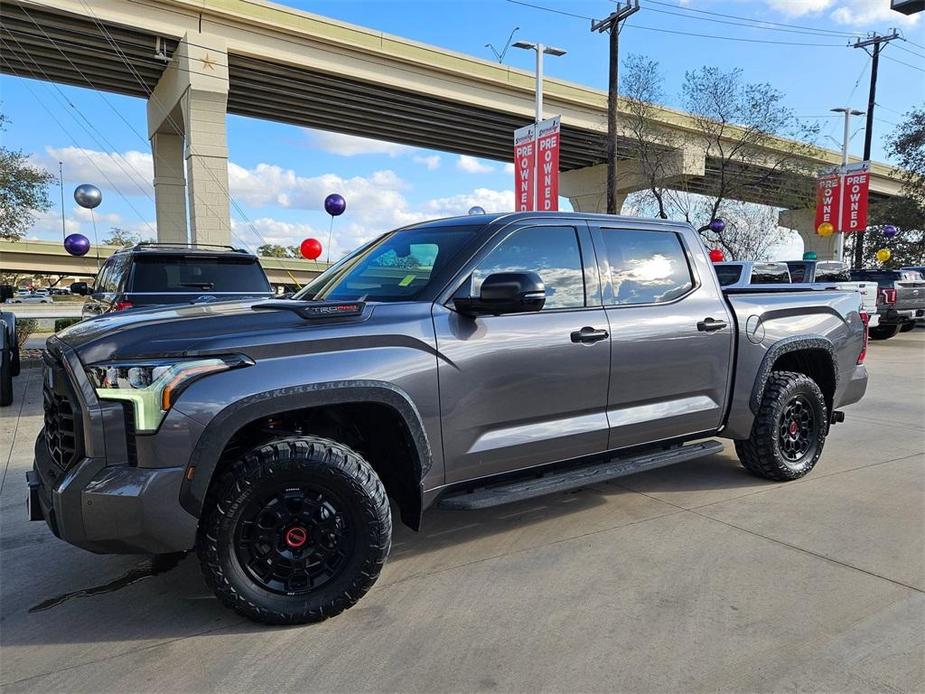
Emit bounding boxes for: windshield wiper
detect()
[180,282,214,289]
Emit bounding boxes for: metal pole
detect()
[58,161,66,241]
[535,43,543,125]
[837,109,850,263]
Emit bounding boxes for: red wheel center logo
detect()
[788,421,798,437]
[285,526,308,548]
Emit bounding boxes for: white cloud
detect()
[413,154,441,170]
[764,0,918,25]
[456,155,495,174]
[423,188,514,216]
[503,162,515,175]
[41,146,154,197]
[308,130,415,157]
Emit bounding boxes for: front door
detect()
[434,222,611,484]
[592,224,734,450]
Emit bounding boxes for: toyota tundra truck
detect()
[29,213,869,625]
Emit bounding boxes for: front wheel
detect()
[899,322,916,333]
[869,324,899,340]
[197,436,391,625]
[735,371,827,481]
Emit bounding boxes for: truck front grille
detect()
[42,353,84,471]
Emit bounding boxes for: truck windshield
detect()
[294,224,478,302]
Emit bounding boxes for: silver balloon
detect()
[468,206,486,215]
[74,184,102,209]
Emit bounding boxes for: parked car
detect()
[74,243,275,319]
[713,261,792,288]
[29,213,868,625]
[48,287,71,296]
[0,307,19,406]
[849,268,925,339]
[11,289,51,304]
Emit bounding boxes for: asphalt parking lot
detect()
[2,330,923,693]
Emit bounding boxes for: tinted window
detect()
[714,265,742,286]
[296,225,477,302]
[850,270,898,288]
[601,229,693,305]
[95,259,116,293]
[785,262,810,283]
[129,256,271,293]
[751,264,790,284]
[472,226,585,309]
[815,262,851,282]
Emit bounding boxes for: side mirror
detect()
[454,272,546,316]
[70,282,89,296]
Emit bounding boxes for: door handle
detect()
[697,317,727,332]
[571,326,609,344]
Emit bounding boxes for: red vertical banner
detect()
[840,162,870,233]
[814,171,841,233]
[536,116,561,211]
[513,124,536,212]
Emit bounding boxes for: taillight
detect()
[877,288,897,305]
[113,300,134,311]
[858,311,869,364]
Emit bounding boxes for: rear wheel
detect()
[197,436,391,625]
[899,322,915,333]
[869,324,900,340]
[735,371,827,481]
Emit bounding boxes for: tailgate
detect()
[895,281,925,311]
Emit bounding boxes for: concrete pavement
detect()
[1,331,923,693]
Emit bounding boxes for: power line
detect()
[640,4,858,39]
[893,42,925,61]
[883,55,925,72]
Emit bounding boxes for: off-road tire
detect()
[197,436,391,625]
[869,324,899,340]
[899,322,915,333]
[735,371,827,481]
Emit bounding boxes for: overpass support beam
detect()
[779,208,837,260]
[559,146,705,214]
[147,33,231,246]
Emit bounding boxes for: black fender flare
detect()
[750,336,838,414]
[178,380,433,524]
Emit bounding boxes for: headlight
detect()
[86,356,251,433]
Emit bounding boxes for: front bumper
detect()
[31,435,197,554]
[29,338,198,554]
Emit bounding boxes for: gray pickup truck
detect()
[29,213,868,625]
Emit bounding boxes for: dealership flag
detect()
[814,161,870,234]
[814,171,841,232]
[536,116,561,211]
[513,124,537,212]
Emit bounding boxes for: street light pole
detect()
[512,40,566,209]
[830,107,864,263]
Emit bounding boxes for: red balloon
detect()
[709,248,724,263]
[300,238,322,260]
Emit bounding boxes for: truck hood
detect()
[55,299,374,365]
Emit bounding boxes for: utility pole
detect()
[851,29,899,268]
[592,0,639,215]
[830,107,864,263]
[58,161,66,241]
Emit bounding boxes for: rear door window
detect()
[129,256,271,293]
[599,229,694,305]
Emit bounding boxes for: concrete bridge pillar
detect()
[779,208,837,260]
[147,33,231,245]
[559,146,705,214]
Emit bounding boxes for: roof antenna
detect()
[485,26,520,63]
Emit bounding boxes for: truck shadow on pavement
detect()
[2,452,771,647]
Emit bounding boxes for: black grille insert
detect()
[42,354,84,471]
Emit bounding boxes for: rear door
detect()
[433,220,611,484]
[591,224,734,450]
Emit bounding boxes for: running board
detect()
[437,440,725,511]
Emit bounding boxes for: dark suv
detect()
[77,243,274,319]
[849,268,925,338]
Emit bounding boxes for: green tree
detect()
[0,114,55,241]
[103,226,140,247]
[257,243,298,258]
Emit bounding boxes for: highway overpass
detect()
[0,0,906,259]
[0,240,325,288]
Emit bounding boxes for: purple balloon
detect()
[882,225,898,239]
[324,193,347,217]
[709,218,726,233]
[63,233,90,257]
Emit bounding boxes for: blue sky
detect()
[2,0,922,259]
